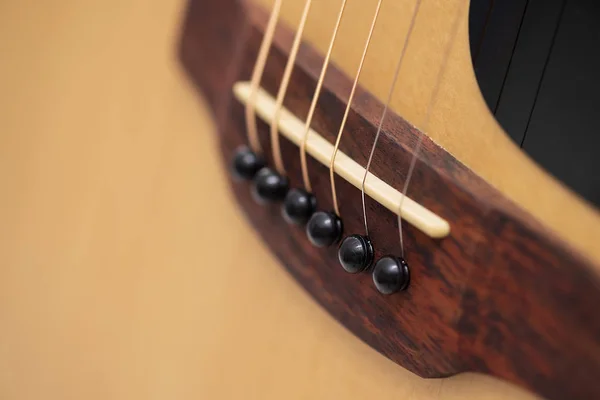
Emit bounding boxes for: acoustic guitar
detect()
[1,0,598,399]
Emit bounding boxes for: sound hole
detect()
[469,0,600,208]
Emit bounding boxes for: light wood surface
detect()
[254,0,600,267]
[0,1,538,399]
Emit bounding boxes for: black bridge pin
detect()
[338,234,374,274]
[231,146,265,181]
[306,211,343,248]
[282,188,317,225]
[252,167,289,204]
[372,256,410,295]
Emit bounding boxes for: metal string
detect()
[471,0,496,65]
[246,0,282,154]
[493,0,530,115]
[520,0,567,148]
[330,0,383,217]
[300,0,348,193]
[398,0,469,257]
[361,0,423,237]
[271,0,313,175]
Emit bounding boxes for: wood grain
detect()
[250,0,600,269]
[179,1,600,399]
[0,1,541,400]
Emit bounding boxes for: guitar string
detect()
[246,0,282,155]
[330,0,383,217]
[398,0,469,257]
[471,0,496,65]
[493,0,530,115]
[361,0,423,237]
[300,0,348,193]
[271,0,313,175]
[520,0,567,148]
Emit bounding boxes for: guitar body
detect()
[0,1,597,399]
